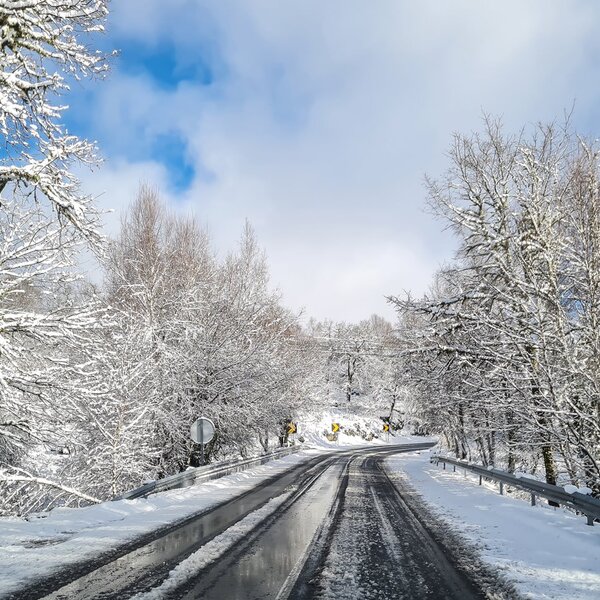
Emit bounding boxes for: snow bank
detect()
[297,405,435,449]
[387,452,600,600]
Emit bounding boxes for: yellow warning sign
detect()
[287,422,297,435]
[332,423,341,433]
[383,423,390,432]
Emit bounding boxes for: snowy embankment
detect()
[387,451,600,600]
[0,450,320,597]
[302,429,429,450]
[296,403,428,448]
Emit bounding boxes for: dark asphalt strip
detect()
[371,460,486,599]
[171,455,351,600]
[161,449,432,598]
[181,448,432,600]
[286,454,355,600]
[379,462,522,600]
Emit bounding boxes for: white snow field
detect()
[387,450,600,600]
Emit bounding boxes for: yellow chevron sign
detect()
[383,423,390,432]
[287,422,297,435]
[332,423,341,433]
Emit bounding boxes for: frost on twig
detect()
[0,1,110,516]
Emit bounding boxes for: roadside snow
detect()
[298,409,432,449]
[302,431,430,449]
[0,451,319,597]
[386,451,600,600]
[296,402,430,449]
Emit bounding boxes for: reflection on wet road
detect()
[34,454,333,600]
[175,460,346,599]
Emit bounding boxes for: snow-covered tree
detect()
[101,188,309,488]
[0,1,110,515]
[306,315,405,424]
[0,0,109,238]
[392,118,600,493]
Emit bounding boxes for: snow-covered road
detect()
[288,450,507,600]
[3,444,440,599]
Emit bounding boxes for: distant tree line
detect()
[0,0,323,515]
[0,0,403,516]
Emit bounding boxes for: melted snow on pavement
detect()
[130,494,291,600]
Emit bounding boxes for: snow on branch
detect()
[0,0,109,241]
[0,466,100,505]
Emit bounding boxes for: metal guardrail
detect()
[114,446,301,501]
[431,455,600,526]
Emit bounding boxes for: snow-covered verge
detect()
[0,450,321,597]
[387,451,600,600]
[296,400,429,448]
[301,427,432,450]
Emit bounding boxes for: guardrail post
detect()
[464,468,467,478]
[531,493,536,506]
[479,475,482,485]
[443,461,446,470]
[587,514,594,526]
[453,464,456,472]
[499,481,504,495]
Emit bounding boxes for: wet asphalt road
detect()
[13,443,515,600]
[288,453,488,600]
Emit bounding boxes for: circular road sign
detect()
[190,417,216,445]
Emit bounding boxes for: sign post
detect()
[190,417,216,466]
[383,422,390,442]
[285,421,297,447]
[332,422,341,444]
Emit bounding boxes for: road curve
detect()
[173,447,510,600]
[8,443,516,600]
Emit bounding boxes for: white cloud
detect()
[80,0,600,321]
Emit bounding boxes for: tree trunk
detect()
[506,412,517,473]
[259,430,269,453]
[487,429,496,467]
[541,444,559,506]
[476,437,488,466]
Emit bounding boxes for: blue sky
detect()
[74,0,600,322]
